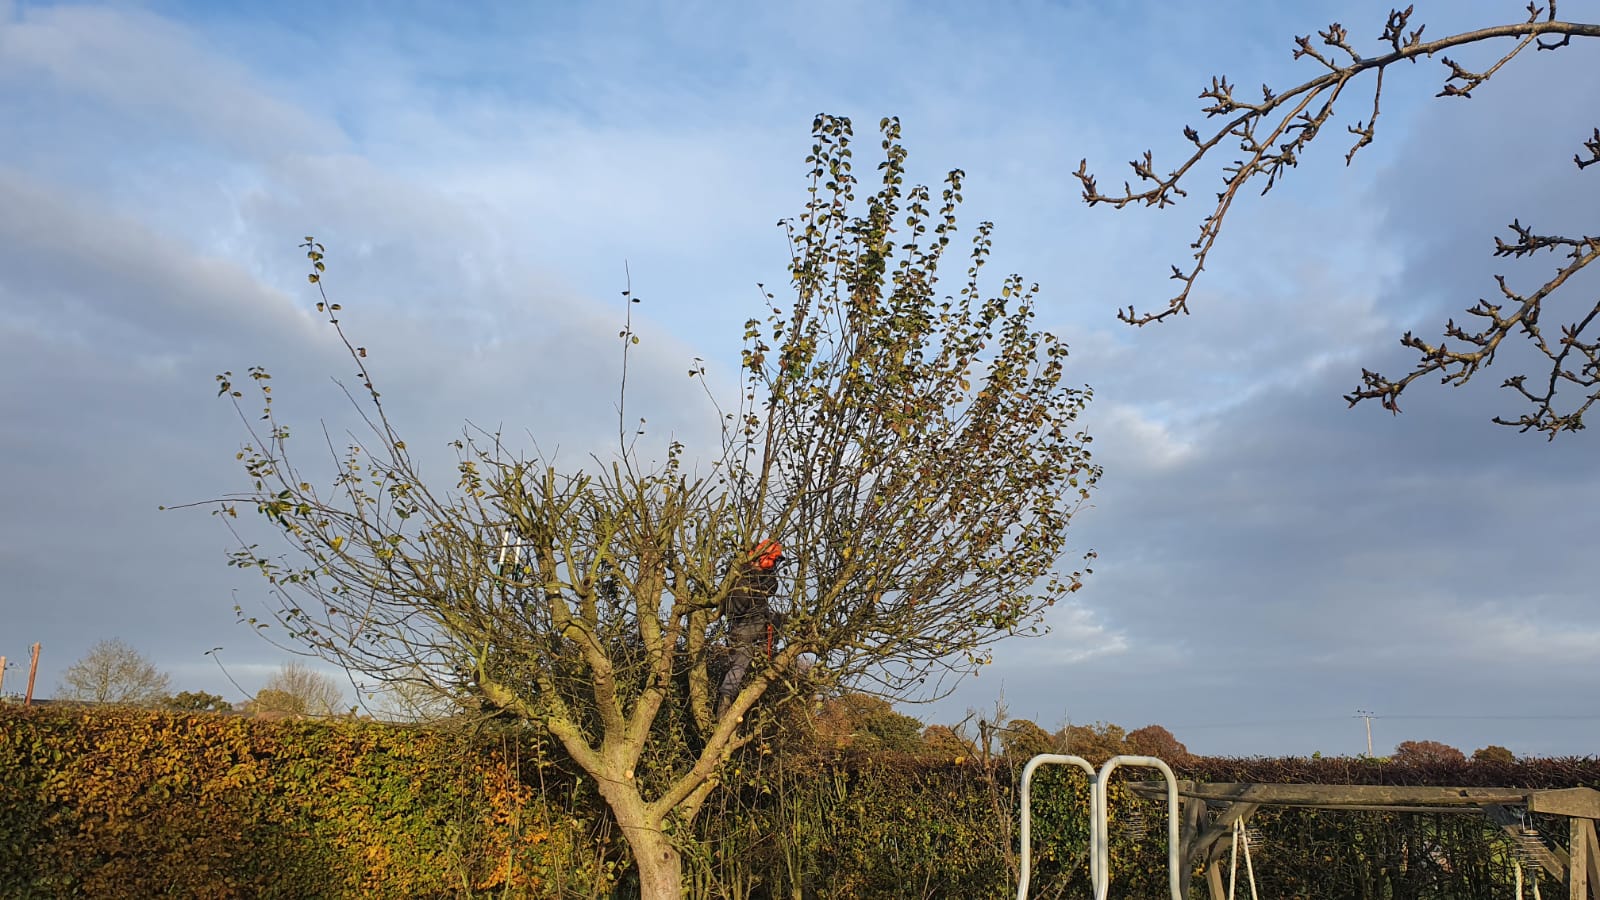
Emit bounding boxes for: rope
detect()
[1514,858,1544,900]
[1228,818,1260,900]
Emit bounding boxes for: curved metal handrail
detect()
[1016,754,1098,899]
[1095,756,1182,900]
[1016,753,1183,900]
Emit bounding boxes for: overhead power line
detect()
[1169,713,1600,730]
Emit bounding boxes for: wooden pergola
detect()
[1128,781,1600,899]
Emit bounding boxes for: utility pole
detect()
[25,643,41,706]
[1355,709,1375,756]
[0,655,7,696]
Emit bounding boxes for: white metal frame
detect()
[1017,754,1098,899]
[1016,754,1183,900]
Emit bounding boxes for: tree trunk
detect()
[600,777,684,900]
[629,826,684,900]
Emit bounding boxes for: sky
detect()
[1,0,1597,758]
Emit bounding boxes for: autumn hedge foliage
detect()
[0,705,619,898]
[5,704,1599,898]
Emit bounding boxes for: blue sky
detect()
[2,0,1597,757]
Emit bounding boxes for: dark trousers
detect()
[718,622,767,706]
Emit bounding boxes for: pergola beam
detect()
[1532,788,1600,820]
[1124,782,1600,899]
[1131,781,1528,808]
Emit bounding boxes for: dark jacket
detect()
[723,560,779,629]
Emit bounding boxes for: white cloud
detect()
[1038,602,1132,665]
[1093,403,1198,473]
[0,5,332,154]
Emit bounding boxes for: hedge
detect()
[4,705,1596,898]
[0,705,617,898]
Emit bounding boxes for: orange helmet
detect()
[750,539,784,570]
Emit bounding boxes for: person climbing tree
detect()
[717,539,784,716]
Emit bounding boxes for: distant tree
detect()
[57,639,171,704]
[1127,724,1190,763]
[160,690,233,712]
[812,693,924,753]
[247,688,306,717]
[249,661,344,717]
[999,718,1058,760]
[1082,5,1600,436]
[371,675,462,723]
[1059,721,1129,764]
[860,707,924,754]
[1393,739,1468,765]
[1473,744,1517,764]
[921,724,976,760]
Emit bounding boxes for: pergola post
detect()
[1528,787,1600,900]
[1562,818,1599,900]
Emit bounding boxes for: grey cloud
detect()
[2,0,1595,763]
[0,160,731,708]
[0,171,320,351]
[929,33,1600,755]
[944,318,1600,757]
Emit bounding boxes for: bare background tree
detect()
[57,638,171,705]
[368,667,461,723]
[1078,2,1600,436]
[198,115,1100,899]
[246,661,346,717]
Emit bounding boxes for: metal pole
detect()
[1016,754,1098,900]
[1095,755,1183,900]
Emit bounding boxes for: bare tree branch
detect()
[1079,5,1599,435]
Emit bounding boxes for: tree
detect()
[1080,5,1600,437]
[57,638,171,704]
[811,693,924,753]
[921,724,977,761]
[998,718,1058,760]
[249,661,345,717]
[1127,724,1190,763]
[370,673,462,723]
[160,690,233,712]
[1058,721,1129,764]
[1473,744,1517,764]
[247,689,306,717]
[1393,739,1468,765]
[201,115,1100,898]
